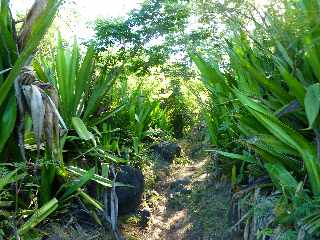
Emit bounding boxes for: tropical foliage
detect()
[0,1,180,238]
[3,0,320,239]
[192,0,320,238]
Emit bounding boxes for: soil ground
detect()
[121,141,233,240]
[43,140,234,240]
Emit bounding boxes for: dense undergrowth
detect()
[194,0,320,238]
[1,0,320,239]
[0,0,195,239]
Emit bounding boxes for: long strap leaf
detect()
[0,0,61,107]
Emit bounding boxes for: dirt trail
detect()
[43,142,233,240]
[122,142,233,240]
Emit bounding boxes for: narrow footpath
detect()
[122,142,233,240]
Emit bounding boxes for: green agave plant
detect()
[192,0,320,195]
[128,88,158,154]
[35,35,120,127]
[0,0,61,158]
[192,0,320,236]
[0,0,67,238]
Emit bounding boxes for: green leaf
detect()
[247,134,299,155]
[235,90,320,196]
[190,53,229,92]
[275,41,294,68]
[67,166,129,188]
[0,95,16,153]
[265,163,299,198]
[72,117,96,146]
[40,165,56,205]
[305,83,320,127]
[68,39,80,117]
[0,0,61,107]
[104,152,128,164]
[0,0,18,65]
[101,163,109,178]
[245,134,300,171]
[0,168,24,191]
[67,166,112,188]
[77,46,95,118]
[54,39,96,124]
[277,62,305,104]
[55,33,68,118]
[33,60,48,83]
[60,168,95,201]
[241,58,291,103]
[203,111,218,145]
[207,150,256,163]
[18,198,58,236]
[78,189,103,211]
[305,35,320,81]
[92,104,126,126]
[83,67,119,120]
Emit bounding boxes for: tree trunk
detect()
[18,0,49,51]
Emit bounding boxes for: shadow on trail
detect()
[121,141,236,240]
[151,146,234,240]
